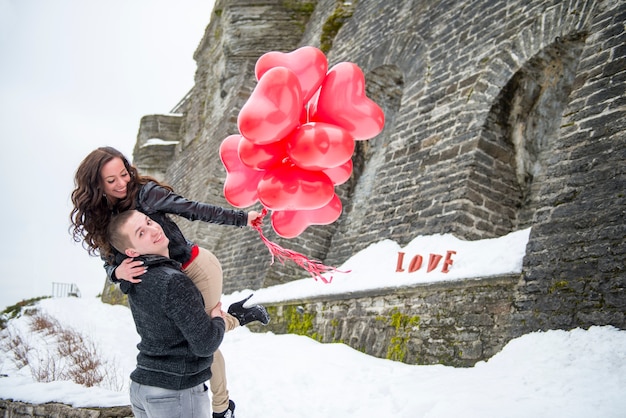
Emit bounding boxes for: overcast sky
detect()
[0,0,214,310]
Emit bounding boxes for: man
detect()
[108,210,228,417]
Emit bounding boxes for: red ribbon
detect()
[251,208,348,283]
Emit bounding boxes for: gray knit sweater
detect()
[126,254,225,390]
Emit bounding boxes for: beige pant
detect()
[182,247,239,413]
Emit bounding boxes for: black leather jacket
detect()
[104,181,247,283]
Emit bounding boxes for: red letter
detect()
[427,254,443,272]
[441,250,456,273]
[408,255,423,272]
[396,252,405,272]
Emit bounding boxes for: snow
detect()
[1,230,625,417]
[141,138,181,147]
[227,228,531,304]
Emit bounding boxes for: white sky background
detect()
[0,0,215,310]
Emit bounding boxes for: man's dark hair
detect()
[108,210,137,253]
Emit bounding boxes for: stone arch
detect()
[464,0,600,116]
[469,31,588,237]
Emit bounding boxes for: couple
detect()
[70,147,270,418]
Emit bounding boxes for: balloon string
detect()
[251,208,347,283]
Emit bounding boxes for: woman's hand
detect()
[114,258,146,283]
[246,210,262,226]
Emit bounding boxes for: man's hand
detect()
[210,302,225,319]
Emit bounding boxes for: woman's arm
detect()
[139,182,248,227]
[101,253,146,284]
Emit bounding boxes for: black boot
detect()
[228,294,270,326]
[213,399,235,418]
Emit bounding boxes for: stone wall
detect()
[132,114,182,181]
[513,1,626,331]
[248,274,521,367]
[0,400,131,418]
[131,0,626,365]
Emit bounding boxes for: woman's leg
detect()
[209,349,230,413]
[183,247,240,330]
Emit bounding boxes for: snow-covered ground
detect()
[1,230,625,417]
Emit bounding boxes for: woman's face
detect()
[100,157,131,201]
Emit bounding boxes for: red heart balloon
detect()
[219,135,265,208]
[255,46,328,104]
[238,136,288,171]
[286,122,355,170]
[238,66,302,145]
[323,159,353,186]
[271,194,343,238]
[311,62,385,141]
[303,88,320,123]
[257,162,334,211]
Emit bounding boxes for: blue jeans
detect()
[130,381,211,418]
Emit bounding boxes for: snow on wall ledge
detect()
[229,228,531,305]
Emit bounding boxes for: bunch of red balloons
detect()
[220,46,384,238]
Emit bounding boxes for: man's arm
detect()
[164,273,225,357]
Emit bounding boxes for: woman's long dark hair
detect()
[69,146,171,260]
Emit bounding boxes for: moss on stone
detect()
[1,296,50,330]
[549,280,570,293]
[328,318,343,342]
[310,332,323,342]
[283,0,316,32]
[265,305,279,319]
[213,25,223,43]
[285,305,319,341]
[390,310,420,330]
[377,309,420,362]
[282,0,316,15]
[320,2,355,54]
[101,282,128,307]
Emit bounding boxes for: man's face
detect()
[124,211,169,258]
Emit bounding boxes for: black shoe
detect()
[213,399,235,418]
[228,294,270,326]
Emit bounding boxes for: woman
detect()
[70,146,267,418]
